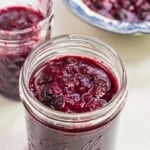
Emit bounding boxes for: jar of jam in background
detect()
[19,35,127,150]
[0,0,53,100]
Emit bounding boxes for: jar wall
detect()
[0,0,53,100]
[25,109,119,150]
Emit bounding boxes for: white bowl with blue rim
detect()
[64,0,150,34]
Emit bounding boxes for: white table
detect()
[0,1,150,149]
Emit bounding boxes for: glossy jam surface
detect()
[0,7,45,99]
[29,56,118,113]
[83,0,150,23]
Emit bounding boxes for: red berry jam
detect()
[83,0,150,23]
[29,56,118,113]
[0,7,50,99]
[0,7,43,31]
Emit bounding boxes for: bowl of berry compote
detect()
[0,0,53,100]
[64,0,150,34]
[20,35,127,150]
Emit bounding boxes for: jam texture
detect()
[0,7,43,31]
[83,0,150,23]
[29,56,118,113]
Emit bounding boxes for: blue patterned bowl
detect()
[64,0,150,34]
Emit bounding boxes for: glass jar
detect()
[0,0,53,100]
[19,35,127,150]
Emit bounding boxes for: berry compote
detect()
[83,0,150,23]
[0,6,52,100]
[29,56,118,113]
[20,35,127,150]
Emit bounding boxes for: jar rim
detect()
[20,34,127,125]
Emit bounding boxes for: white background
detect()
[0,0,150,149]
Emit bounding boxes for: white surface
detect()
[0,0,150,150]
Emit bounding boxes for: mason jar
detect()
[0,0,53,100]
[19,35,127,150]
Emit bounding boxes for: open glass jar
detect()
[0,0,53,100]
[20,35,127,150]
